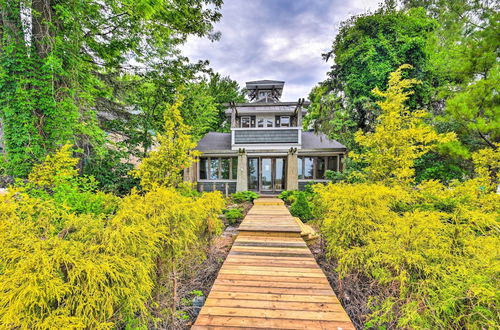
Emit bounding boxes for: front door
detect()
[260,157,286,192]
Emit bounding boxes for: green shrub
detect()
[313,181,500,328]
[278,190,297,204]
[289,192,313,222]
[0,145,226,329]
[224,208,243,225]
[231,191,259,203]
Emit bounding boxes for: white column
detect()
[236,150,248,192]
[286,149,298,190]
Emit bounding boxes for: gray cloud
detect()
[182,0,381,101]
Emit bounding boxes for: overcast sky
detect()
[182,0,381,101]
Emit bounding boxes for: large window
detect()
[280,116,290,127]
[199,157,238,180]
[241,116,251,128]
[298,156,342,180]
[257,117,273,128]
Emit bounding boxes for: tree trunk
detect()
[32,0,54,58]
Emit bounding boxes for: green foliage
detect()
[305,8,438,145]
[231,191,260,203]
[313,180,499,328]
[133,94,200,190]
[179,83,219,140]
[0,145,225,329]
[278,190,297,204]
[350,65,456,185]
[206,73,247,132]
[0,0,222,178]
[83,148,139,195]
[224,208,243,225]
[289,192,313,222]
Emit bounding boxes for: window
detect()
[199,158,208,180]
[199,157,238,180]
[232,157,238,179]
[248,158,259,190]
[257,117,273,128]
[297,157,302,179]
[328,156,338,172]
[221,158,230,179]
[280,116,290,127]
[317,157,326,179]
[209,158,219,180]
[304,157,314,179]
[298,155,344,180]
[241,116,251,128]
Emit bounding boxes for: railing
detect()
[232,127,301,145]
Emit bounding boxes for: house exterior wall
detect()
[234,129,299,144]
[197,181,237,195]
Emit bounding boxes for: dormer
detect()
[246,80,284,103]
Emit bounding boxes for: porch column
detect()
[236,149,248,192]
[286,148,298,190]
[183,162,197,183]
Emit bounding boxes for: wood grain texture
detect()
[192,198,354,329]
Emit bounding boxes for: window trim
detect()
[199,157,238,181]
[298,155,344,180]
[280,116,291,127]
[241,116,251,128]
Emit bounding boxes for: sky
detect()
[182,0,381,101]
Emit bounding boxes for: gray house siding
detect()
[234,129,299,144]
[197,181,236,195]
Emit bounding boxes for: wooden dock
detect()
[192,197,354,330]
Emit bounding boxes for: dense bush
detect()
[278,190,297,204]
[231,191,259,203]
[289,192,313,222]
[0,145,225,329]
[313,180,499,328]
[224,208,244,225]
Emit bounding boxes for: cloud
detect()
[182,0,381,101]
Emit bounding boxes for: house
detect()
[185,80,347,194]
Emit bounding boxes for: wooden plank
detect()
[193,316,355,329]
[210,284,333,295]
[214,279,333,289]
[193,198,354,329]
[203,298,344,312]
[206,291,339,303]
[216,274,331,284]
[198,307,352,322]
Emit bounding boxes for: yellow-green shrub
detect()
[0,146,225,329]
[313,181,500,328]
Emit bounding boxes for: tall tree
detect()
[304,8,438,148]
[0,0,222,176]
[206,73,246,131]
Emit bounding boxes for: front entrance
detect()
[248,157,286,193]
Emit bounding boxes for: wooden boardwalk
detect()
[192,198,354,330]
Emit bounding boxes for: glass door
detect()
[261,158,273,191]
[258,157,286,192]
[274,158,285,190]
[248,158,259,191]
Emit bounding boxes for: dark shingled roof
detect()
[195,131,346,151]
[246,80,285,85]
[301,131,346,150]
[195,132,231,151]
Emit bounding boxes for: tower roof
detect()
[246,80,285,103]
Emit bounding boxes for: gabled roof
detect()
[195,132,231,151]
[301,131,346,150]
[246,80,285,85]
[195,131,346,152]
